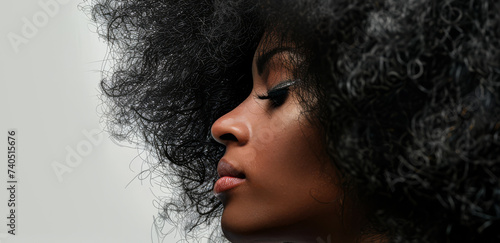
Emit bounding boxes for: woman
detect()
[91,0,500,242]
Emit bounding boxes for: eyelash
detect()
[257,80,296,108]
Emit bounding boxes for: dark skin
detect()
[211,33,369,242]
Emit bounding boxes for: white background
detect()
[0,1,182,242]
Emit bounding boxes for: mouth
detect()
[214,159,246,196]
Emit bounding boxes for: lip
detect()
[214,159,245,195]
[217,159,245,178]
[214,176,245,195]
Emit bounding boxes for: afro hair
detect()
[90,0,500,242]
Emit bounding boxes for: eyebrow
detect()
[256,47,295,76]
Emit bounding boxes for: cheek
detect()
[221,90,344,238]
[255,141,339,202]
[229,130,342,238]
[250,113,340,206]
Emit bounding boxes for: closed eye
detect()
[257,80,296,108]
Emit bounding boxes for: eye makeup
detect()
[257,80,297,108]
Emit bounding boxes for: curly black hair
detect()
[90,0,500,242]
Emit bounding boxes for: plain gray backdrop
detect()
[1,1,182,242]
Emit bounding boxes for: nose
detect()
[211,103,251,146]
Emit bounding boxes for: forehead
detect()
[253,34,304,75]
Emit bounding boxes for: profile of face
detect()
[211,33,365,242]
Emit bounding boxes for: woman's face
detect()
[211,34,363,242]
